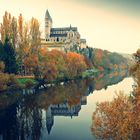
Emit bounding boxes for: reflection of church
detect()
[46,96,87,134]
[0,71,129,139]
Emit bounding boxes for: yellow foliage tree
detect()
[92,48,140,139]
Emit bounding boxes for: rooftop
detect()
[50,33,67,37]
[51,27,77,32]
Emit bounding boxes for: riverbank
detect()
[0,67,129,92]
[17,68,100,89]
[0,68,100,92]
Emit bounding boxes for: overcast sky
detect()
[0,0,140,53]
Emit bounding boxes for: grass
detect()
[16,68,99,89]
[82,68,99,78]
[17,77,37,88]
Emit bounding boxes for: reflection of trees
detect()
[0,104,19,140]
[0,92,22,110]
[0,92,22,139]
[0,78,94,139]
[91,52,140,139]
[94,70,128,90]
[16,102,42,140]
[34,78,94,108]
[0,70,129,139]
[0,96,42,140]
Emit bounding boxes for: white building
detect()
[42,10,86,51]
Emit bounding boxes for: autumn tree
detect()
[24,49,60,81]
[0,11,18,48]
[10,17,18,48]
[92,48,140,139]
[0,11,11,43]
[16,15,41,75]
[24,49,88,82]
[91,93,133,140]
[17,14,30,74]
[24,54,40,78]
[29,17,41,54]
[0,12,24,74]
[129,48,140,139]
[66,52,87,78]
[44,49,67,79]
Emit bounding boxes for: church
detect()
[41,10,87,51]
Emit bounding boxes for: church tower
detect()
[45,10,52,40]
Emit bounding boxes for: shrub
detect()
[24,79,36,88]
[0,61,5,72]
[0,73,21,91]
[8,74,21,89]
[0,73,9,91]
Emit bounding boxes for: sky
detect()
[0,0,140,53]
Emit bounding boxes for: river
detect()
[0,71,134,140]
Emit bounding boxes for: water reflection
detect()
[0,70,128,140]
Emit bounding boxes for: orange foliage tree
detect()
[44,49,67,80]
[24,49,88,81]
[91,93,133,139]
[66,52,87,78]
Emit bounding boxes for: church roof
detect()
[46,120,54,135]
[51,27,77,32]
[45,10,52,22]
[50,33,67,37]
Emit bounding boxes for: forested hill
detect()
[79,47,130,71]
[120,53,134,67]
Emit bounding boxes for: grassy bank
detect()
[16,68,99,89]
[17,77,37,88]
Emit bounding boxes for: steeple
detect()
[45,9,52,40]
[45,9,52,22]
[70,24,72,30]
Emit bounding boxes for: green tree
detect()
[3,37,18,74]
[0,41,4,60]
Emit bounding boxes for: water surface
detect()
[0,71,134,140]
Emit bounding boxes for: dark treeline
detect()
[79,47,129,71]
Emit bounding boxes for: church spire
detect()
[45,9,52,22]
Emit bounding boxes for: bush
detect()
[0,73,22,91]
[0,61,5,72]
[24,79,36,88]
[0,73,9,91]
[8,74,21,89]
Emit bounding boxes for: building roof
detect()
[50,33,67,37]
[51,27,77,32]
[80,39,86,43]
[45,9,52,22]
